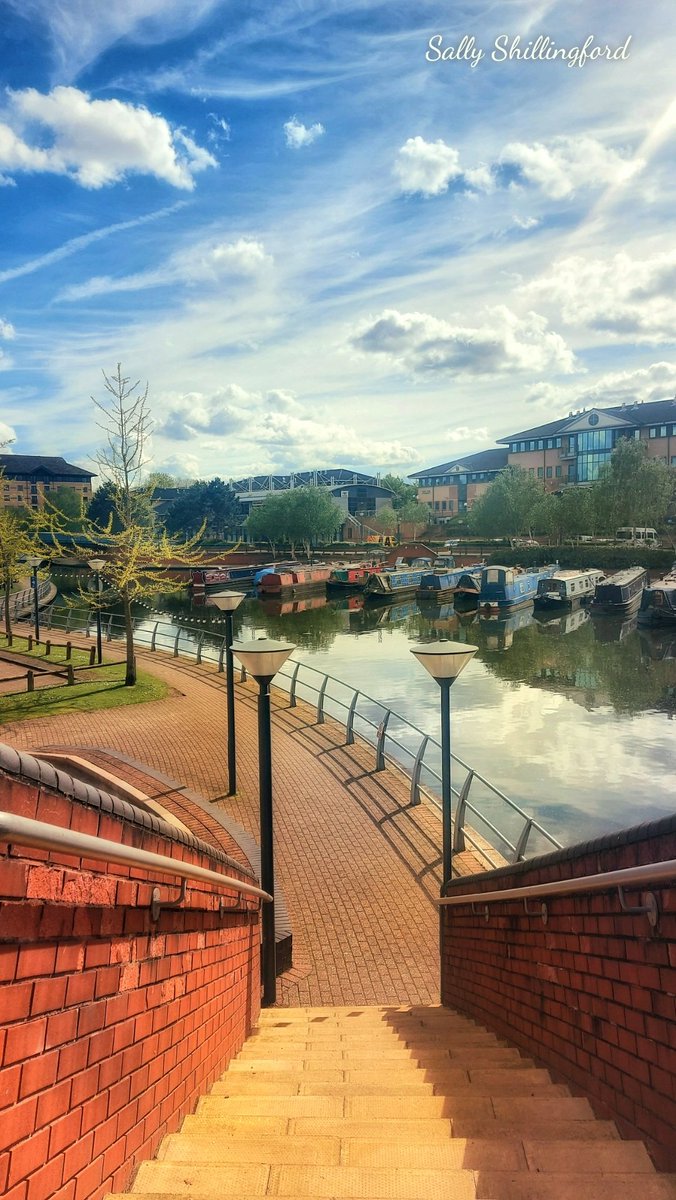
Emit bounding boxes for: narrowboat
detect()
[253,561,301,586]
[534,569,605,611]
[417,565,466,601]
[637,567,676,629]
[364,566,431,601]
[589,566,647,616]
[258,566,332,596]
[453,571,483,609]
[480,564,559,611]
[191,565,258,594]
[327,563,371,590]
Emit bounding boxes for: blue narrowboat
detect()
[365,566,430,601]
[637,567,676,629]
[479,564,558,610]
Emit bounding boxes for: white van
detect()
[615,527,659,547]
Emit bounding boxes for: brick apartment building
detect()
[0,454,95,510]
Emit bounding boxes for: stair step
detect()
[451,1119,620,1141]
[157,1133,341,1165]
[474,1175,676,1200]
[128,1163,477,1198]
[196,1095,345,1117]
[212,1077,437,1096]
[521,1140,655,1173]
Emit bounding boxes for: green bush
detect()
[487,545,674,571]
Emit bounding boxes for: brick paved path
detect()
[0,626,491,1008]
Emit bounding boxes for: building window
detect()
[578,429,613,452]
[649,427,657,438]
[538,439,544,450]
[660,425,667,437]
[448,501,453,513]
[555,466,562,477]
[441,501,447,511]
[434,501,440,511]
[546,466,552,478]
[537,467,544,478]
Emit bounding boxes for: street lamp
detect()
[87,558,106,664]
[26,556,48,644]
[410,641,478,892]
[207,591,245,796]
[232,637,295,1006]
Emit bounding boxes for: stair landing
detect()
[106,1005,676,1200]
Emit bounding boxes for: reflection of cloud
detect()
[524,251,676,342]
[352,306,576,376]
[0,86,216,189]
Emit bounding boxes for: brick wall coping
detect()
[0,740,257,883]
[444,810,676,894]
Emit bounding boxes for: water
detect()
[56,585,676,847]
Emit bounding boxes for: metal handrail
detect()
[38,604,562,864]
[437,859,676,906]
[0,811,272,903]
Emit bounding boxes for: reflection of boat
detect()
[639,629,676,661]
[589,567,647,615]
[591,613,638,644]
[480,564,559,610]
[257,594,328,617]
[259,567,332,596]
[480,606,535,650]
[534,569,604,611]
[637,568,676,628]
[327,564,371,590]
[331,593,365,612]
[533,608,590,636]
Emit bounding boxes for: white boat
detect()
[534,569,605,611]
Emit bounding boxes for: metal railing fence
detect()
[39,603,562,866]
[9,579,52,619]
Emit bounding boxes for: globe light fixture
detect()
[232,638,295,1006]
[208,591,245,796]
[410,641,478,891]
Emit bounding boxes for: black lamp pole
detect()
[95,571,103,664]
[439,676,453,893]
[225,611,237,795]
[32,563,40,643]
[256,674,276,1006]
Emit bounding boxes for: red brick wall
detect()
[441,816,676,1167]
[0,771,261,1200]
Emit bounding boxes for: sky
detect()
[0,0,675,485]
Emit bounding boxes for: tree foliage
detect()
[0,501,61,640]
[246,486,342,555]
[85,365,205,686]
[380,474,417,510]
[594,438,674,533]
[163,478,243,539]
[468,467,545,538]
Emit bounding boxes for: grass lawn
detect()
[0,666,169,724]
[0,632,95,668]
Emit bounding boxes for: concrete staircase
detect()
[108,1005,676,1200]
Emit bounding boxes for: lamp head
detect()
[233,637,295,680]
[207,590,245,614]
[410,640,478,684]
[87,558,106,571]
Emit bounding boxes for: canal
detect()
[57,584,676,849]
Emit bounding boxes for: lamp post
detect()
[410,641,477,893]
[232,637,295,1006]
[26,557,48,644]
[87,558,106,664]
[207,591,245,796]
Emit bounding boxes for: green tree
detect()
[398,500,431,539]
[164,478,242,539]
[372,506,398,535]
[380,474,417,510]
[85,365,205,686]
[468,467,544,538]
[594,438,674,533]
[246,487,342,555]
[0,502,61,640]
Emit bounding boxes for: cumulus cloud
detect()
[0,420,15,444]
[446,426,490,443]
[351,306,576,377]
[254,412,419,468]
[0,319,15,339]
[500,135,642,200]
[512,215,539,230]
[156,384,256,441]
[283,117,324,149]
[526,362,676,410]
[523,250,676,342]
[60,236,271,301]
[393,136,492,197]
[0,86,216,190]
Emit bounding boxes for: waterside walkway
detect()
[1,622,495,1008]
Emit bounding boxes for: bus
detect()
[615,527,659,547]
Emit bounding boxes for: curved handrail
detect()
[437,859,676,906]
[0,810,271,903]
[38,604,562,864]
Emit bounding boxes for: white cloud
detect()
[0,319,15,339]
[523,250,676,342]
[500,135,643,200]
[0,420,15,444]
[512,215,539,230]
[157,384,256,441]
[446,426,490,444]
[394,137,462,196]
[526,362,676,410]
[351,306,577,377]
[284,117,325,149]
[0,86,216,190]
[254,412,419,468]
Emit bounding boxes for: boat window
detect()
[504,570,514,585]
[570,582,576,591]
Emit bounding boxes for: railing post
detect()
[173,628,181,658]
[66,665,74,686]
[195,633,204,664]
[217,640,226,672]
[85,615,92,638]
[106,615,114,642]
[375,710,391,771]
[65,642,72,661]
[150,622,159,651]
[514,818,534,862]
[288,662,300,708]
[453,770,474,853]
[89,645,96,666]
[65,610,72,633]
[409,734,429,806]
[240,664,247,682]
[345,690,359,745]
[316,675,329,724]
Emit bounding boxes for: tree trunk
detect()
[123,592,136,686]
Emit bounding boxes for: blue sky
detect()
[1,0,675,482]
